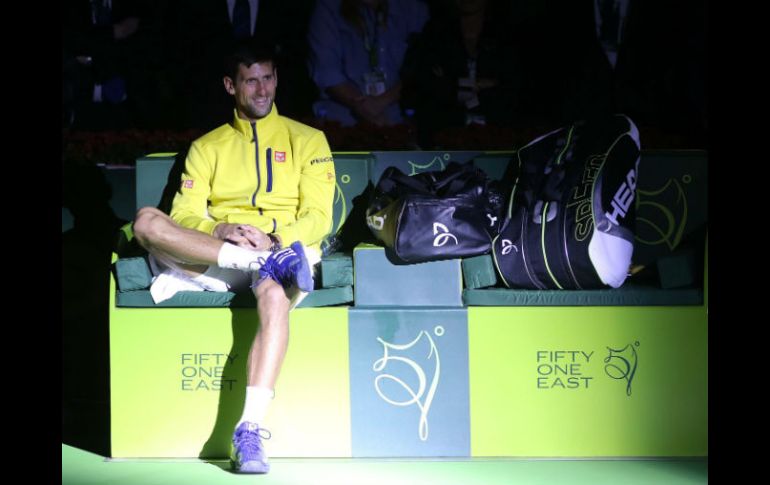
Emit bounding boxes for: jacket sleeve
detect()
[169,141,220,235]
[274,131,336,247]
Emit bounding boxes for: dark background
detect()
[61,0,709,457]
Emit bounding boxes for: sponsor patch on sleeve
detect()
[275,151,286,162]
[183,179,194,189]
[310,156,334,165]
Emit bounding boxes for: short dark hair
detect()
[224,42,277,80]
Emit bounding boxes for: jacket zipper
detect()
[250,123,260,206]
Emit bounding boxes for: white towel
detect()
[149,269,206,304]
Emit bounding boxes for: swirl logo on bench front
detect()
[349,309,470,456]
[604,341,640,396]
[372,326,443,441]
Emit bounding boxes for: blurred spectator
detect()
[401,0,520,147]
[63,0,155,130]
[595,0,629,71]
[165,0,316,130]
[307,0,429,126]
[613,0,707,138]
[505,0,705,142]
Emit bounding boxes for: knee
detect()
[255,280,290,311]
[133,207,166,246]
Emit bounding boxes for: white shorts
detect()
[148,254,253,303]
[147,253,315,309]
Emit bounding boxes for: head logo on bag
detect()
[492,114,641,289]
[605,167,638,226]
[432,222,458,247]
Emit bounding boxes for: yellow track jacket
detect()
[170,107,336,251]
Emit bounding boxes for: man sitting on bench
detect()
[132,43,335,474]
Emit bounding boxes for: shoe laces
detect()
[249,257,270,289]
[235,425,272,455]
[261,247,298,287]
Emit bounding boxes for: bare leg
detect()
[135,207,296,387]
[247,278,291,388]
[133,207,224,272]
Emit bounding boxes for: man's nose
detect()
[256,82,267,95]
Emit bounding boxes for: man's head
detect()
[223,45,278,121]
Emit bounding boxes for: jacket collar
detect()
[231,105,280,140]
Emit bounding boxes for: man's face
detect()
[225,61,278,121]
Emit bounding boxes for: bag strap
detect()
[378,162,486,197]
[378,166,433,195]
[432,163,484,196]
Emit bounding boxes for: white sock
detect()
[237,386,275,427]
[217,243,270,272]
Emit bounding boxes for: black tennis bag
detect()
[492,114,641,289]
[367,161,503,263]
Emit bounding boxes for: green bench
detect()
[109,149,708,459]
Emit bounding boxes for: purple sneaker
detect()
[230,422,270,474]
[256,242,314,292]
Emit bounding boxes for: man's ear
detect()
[223,76,235,95]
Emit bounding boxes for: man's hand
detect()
[327,82,393,125]
[352,95,391,126]
[213,223,270,250]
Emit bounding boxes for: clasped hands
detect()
[214,223,271,251]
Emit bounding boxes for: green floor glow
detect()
[63,445,707,485]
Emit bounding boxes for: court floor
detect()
[63,444,707,485]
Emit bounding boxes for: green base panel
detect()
[116,286,353,308]
[463,285,703,306]
[109,304,352,458]
[468,305,707,456]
